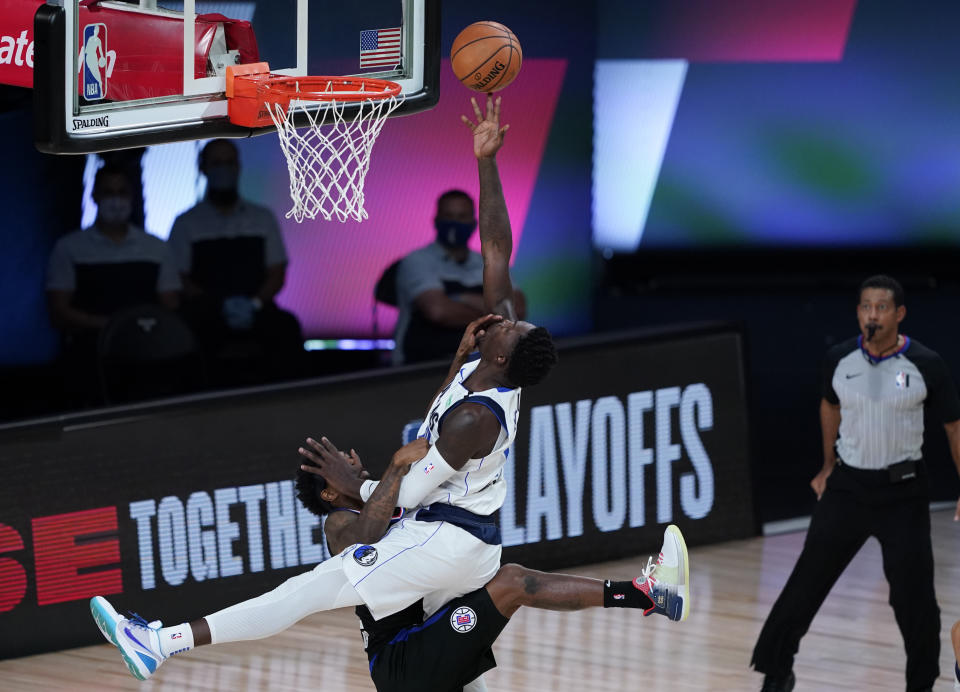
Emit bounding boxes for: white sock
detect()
[157,622,194,657]
[205,558,362,644]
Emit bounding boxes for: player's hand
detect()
[390,438,430,471]
[455,313,502,361]
[461,95,509,159]
[340,447,364,471]
[810,467,833,500]
[299,437,365,492]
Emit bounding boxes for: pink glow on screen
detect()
[638,0,857,62]
[275,58,567,338]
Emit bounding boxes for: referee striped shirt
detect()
[824,335,960,470]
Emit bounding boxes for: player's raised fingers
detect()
[298,447,323,465]
[319,436,344,458]
[471,96,483,120]
[460,114,475,131]
[493,95,501,122]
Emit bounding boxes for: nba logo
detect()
[82,23,108,100]
[895,371,909,389]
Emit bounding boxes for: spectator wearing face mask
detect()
[46,164,182,405]
[391,189,526,365]
[168,139,303,385]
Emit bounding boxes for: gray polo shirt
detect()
[47,224,180,291]
[824,335,960,469]
[46,225,180,316]
[393,242,483,365]
[167,199,288,273]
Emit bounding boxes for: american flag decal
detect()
[360,27,401,70]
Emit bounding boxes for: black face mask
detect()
[435,219,477,248]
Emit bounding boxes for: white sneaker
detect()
[90,596,166,680]
[633,524,690,622]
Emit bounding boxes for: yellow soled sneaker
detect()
[633,524,690,622]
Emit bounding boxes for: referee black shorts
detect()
[369,587,510,692]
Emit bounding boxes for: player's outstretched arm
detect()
[300,437,428,553]
[462,95,516,320]
[344,439,426,546]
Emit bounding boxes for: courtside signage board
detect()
[0,324,753,658]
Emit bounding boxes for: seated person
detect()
[168,139,303,383]
[46,165,181,405]
[392,189,525,365]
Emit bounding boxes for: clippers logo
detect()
[450,606,477,633]
[353,545,378,567]
[895,371,909,389]
[82,23,108,100]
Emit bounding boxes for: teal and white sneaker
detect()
[634,524,690,622]
[90,596,167,680]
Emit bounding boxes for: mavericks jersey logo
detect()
[353,545,378,567]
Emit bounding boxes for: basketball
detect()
[450,21,522,93]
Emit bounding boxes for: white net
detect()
[265,87,402,223]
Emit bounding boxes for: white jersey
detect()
[417,354,521,515]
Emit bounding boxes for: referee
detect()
[751,275,960,692]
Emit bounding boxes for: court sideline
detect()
[1,509,957,690]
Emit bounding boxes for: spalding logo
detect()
[353,545,378,567]
[469,60,506,90]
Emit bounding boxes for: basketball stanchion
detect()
[227,63,403,223]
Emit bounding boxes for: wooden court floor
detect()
[2,509,958,691]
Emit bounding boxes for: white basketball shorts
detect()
[338,510,501,621]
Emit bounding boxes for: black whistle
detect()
[866,324,879,342]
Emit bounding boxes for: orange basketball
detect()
[450,21,522,93]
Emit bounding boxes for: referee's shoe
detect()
[634,524,690,621]
[760,671,796,692]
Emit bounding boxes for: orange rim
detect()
[258,76,402,106]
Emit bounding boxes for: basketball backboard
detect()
[34,0,439,154]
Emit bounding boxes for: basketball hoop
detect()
[227,64,402,223]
